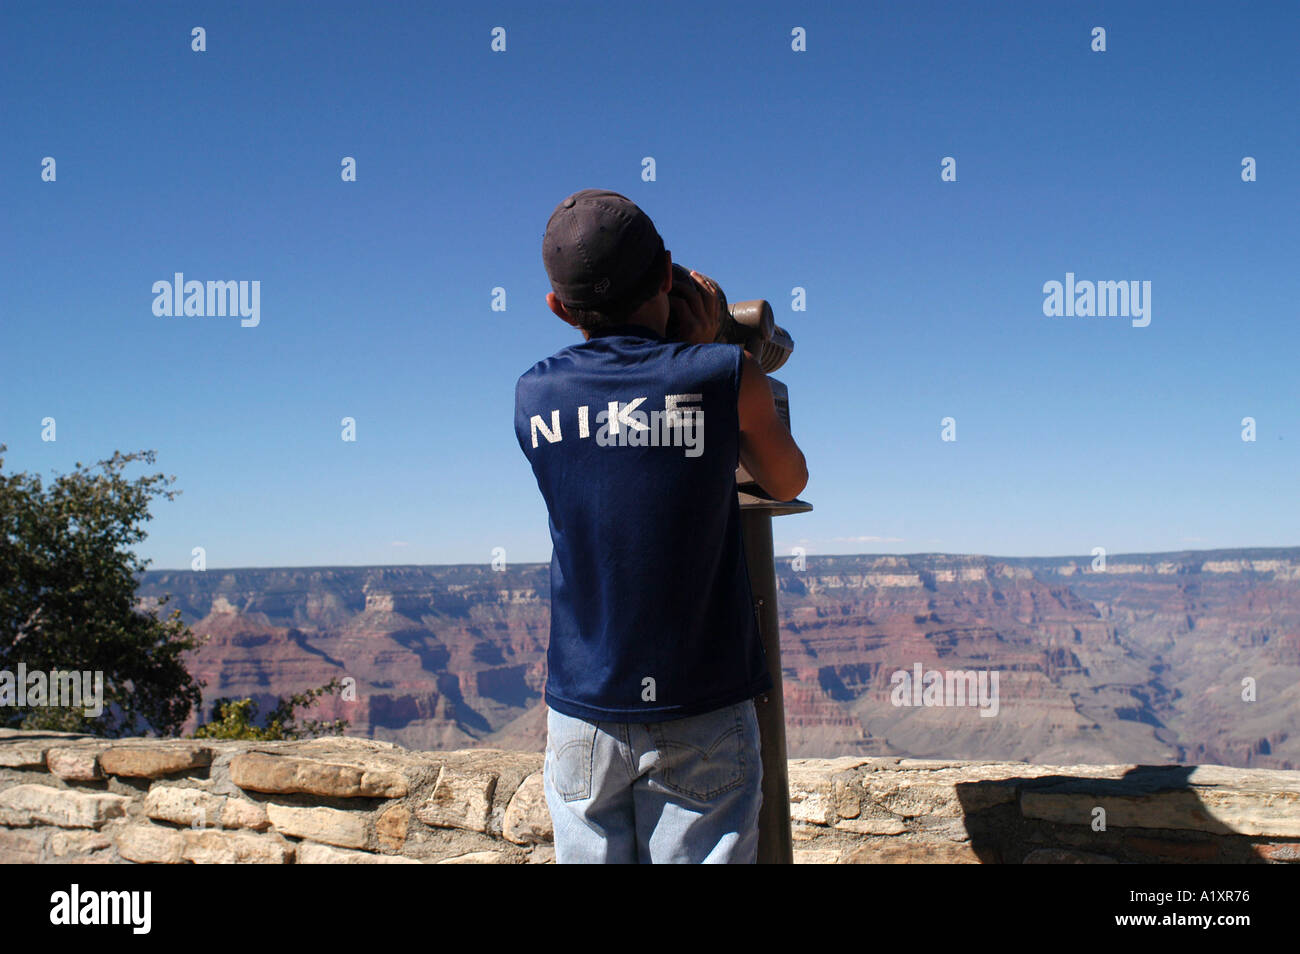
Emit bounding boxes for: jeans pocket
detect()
[547,710,598,802]
[650,701,749,802]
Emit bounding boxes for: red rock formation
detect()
[136,548,1300,768]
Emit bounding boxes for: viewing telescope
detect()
[669,262,793,373]
[669,263,811,864]
[669,263,798,494]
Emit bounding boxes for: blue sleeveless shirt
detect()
[514,323,772,722]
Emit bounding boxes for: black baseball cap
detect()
[542,189,665,308]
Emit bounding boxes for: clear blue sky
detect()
[2,1,1297,569]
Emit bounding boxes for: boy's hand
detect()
[668,268,722,344]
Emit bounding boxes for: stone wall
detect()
[1,729,1296,863]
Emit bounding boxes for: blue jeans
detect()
[543,698,764,863]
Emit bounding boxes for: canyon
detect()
[133,547,1300,769]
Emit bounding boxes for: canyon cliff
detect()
[134,547,1300,769]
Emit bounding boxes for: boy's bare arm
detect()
[669,267,808,501]
[738,353,808,502]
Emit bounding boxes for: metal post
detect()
[740,489,811,864]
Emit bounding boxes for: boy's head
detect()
[542,189,672,335]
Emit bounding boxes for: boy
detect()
[514,188,808,863]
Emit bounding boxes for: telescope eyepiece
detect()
[669,265,794,372]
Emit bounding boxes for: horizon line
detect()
[135,543,1300,575]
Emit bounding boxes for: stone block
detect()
[436,850,510,864]
[843,840,988,864]
[46,746,104,781]
[100,744,211,779]
[1022,848,1118,864]
[145,786,226,828]
[1021,765,1300,837]
[418,767,496,833]
[297,842,422,864]
[0,784,130,829]
[231,752,408,798]
[50,830,113,858]
[375,804,411,851]
[502,772,551,844]
[0,828,46,863]
[118,824,186,864]
[267,803,368,849]
[182,828,293,864]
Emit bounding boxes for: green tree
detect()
[193,678,350,740]
[0,445,203,736]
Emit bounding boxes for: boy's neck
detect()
[585,320,665,341]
